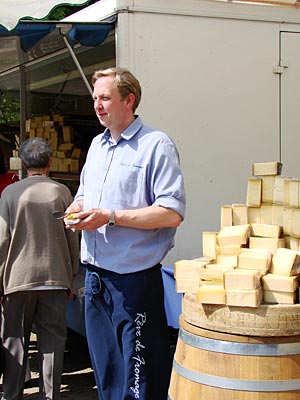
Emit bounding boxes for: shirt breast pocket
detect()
[110,166,145,208]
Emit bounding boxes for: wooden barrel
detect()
[168,294,300,399]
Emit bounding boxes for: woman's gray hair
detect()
[19,137,52,169]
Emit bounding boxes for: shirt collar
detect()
[98,116,143,144]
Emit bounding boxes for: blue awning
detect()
[0,21,115,52]
[0,0,90,31]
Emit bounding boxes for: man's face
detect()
[93,75,128,132]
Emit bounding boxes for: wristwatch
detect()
[107,210,116,227]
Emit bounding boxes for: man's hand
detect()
[65,208,110,231]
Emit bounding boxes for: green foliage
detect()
[0,91,20,124]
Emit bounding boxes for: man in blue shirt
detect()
[66,67,186,400]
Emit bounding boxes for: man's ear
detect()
[126,93,135,109]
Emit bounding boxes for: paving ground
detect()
[23,330,97,400]
[19,327,178,399]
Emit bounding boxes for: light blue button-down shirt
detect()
[75,116,186,273]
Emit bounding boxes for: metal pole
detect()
[61,30,93,98]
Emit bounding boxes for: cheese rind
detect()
[224,269,261,290]
[226,287,263,307]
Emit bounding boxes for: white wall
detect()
[116,3,289,265]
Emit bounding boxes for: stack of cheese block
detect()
[25,115,81,173]
[175,161,300,307]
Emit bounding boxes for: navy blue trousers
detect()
[84,264,172,400]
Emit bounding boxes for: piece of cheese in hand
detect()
[65,213,81,225]
[270,248,300,276]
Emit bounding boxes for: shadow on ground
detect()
[23,329,98,400]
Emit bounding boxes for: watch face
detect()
[108,221,115,227]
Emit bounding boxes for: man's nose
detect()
[94,98,103,108]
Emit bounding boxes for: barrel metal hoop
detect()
[179,328,300,356]
[173,359,300,392]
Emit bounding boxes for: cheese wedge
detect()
[249,237,285,254]
[282,207,292,236]
[216,245,241,256]
[248,207,261,224]
[217,225,250,247]
[262,274,299,292]
[251,223,282,238]
[202,232,217,259]
[246,178,262,207]
[260,204,273,225]
[273,176,292,204]
[174,259,210,280]
[238,248,272,273]
[216,255,238,267]
[224,269,262,290]
[221,205,233,229]
[263,290,297,304]
[176,278,200,293]
[199,264,233,282]
[284,179,291,207]
[285,236,300,252]
[261,176,275,204]
[291,209,300,239]
[226,287,263,307]
[252,161,282,176]
[289,179,299,208]
[232,204,248,225]
[272,204,283,226]
[196,283,225,304]
[270,248,300,276]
